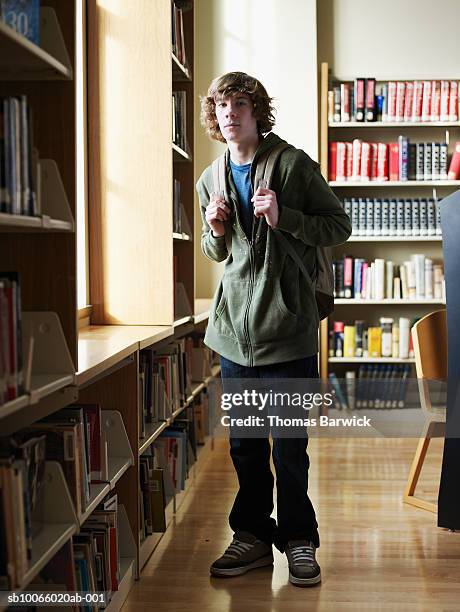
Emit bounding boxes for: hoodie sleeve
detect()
[196,171,229,263]
[275,153,352,247]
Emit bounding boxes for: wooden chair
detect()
[403,309,447,513]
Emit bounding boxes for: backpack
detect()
[211,143,334,320]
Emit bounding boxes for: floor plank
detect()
[124,437,460,611]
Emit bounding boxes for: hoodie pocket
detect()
[250,277,298,346]
[213,279,245,341]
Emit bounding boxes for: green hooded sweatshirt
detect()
[196,132,351,367]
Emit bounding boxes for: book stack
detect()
[1,96,40,216]
[172,91,189,153]
[74,492,120,599]
[329,78,459,123]
[329,137,451,182]
[0,434,46,589]
[17,404,108,517]
[342,197,442,237]
[330,317,414,359]
[329,364,411,411]
[0,271,24,405]
[333,255,445,301]
[139,449,167,540]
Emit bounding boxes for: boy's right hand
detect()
[206,194,231,237]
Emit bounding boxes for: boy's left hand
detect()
[252,187,279,228]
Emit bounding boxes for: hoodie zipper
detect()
[243,197,259,367]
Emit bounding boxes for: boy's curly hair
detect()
[200,72,276,143]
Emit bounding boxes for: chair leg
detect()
[403,422,438,514]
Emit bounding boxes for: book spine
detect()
[328,142,337,181]
[389,142,399,181]
[408,143,417,180]
[412,81,423,122]
[404,200,412,236]
[431,81,441,121]
[343,256,353,298]
[432,142,441,180]
[423,142,432,180]
[336,142,347,181]
[352,139,362,181]
[360,141,371,181]
[377,143,388,181]
[358,198,366,236]
[415,142,425,180]
[333,86,341,122]
[427,198,436,235]
[355,78,365,121]
[396,199,405,236]
[404,81,414,122]
[382,84,388,122]
[398,136,409,181]
[370,142,378,180]
[447,141,460,180]
[328,90,334,123]
[365,198,373,235]
[395,82,405,121]
[351,198,359,235]
[449,81,458,121]
[381,199,390,236]
[411,199,420,236]
[435,199,442,235]
[440,80,450,121]
[341,83,351,122]
[387,81,397,122]
[440,143,448,179]
[389,199,397,236]
[421,81,432,122]
[365,78,376,121]
[345,142,353,179]
[419,198,428,236]
[374,199,382,236]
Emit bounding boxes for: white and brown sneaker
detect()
[286,540,321,587]
[210,531,274,577]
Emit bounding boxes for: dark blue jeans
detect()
[220,354,320,552]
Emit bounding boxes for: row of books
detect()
[330,317,415,359]
[0,1,40,45]
[342,197,442,237]
[333,255,445,301]
[0,271,24,405]
[328,138,459,182]
[171,0,191,71]
[329,365,411,411]
[328,79,459,123]
[172,90,189,154]
[0,96,40,216]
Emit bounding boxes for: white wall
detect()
[194,0,318,298]
[317,0,460,80]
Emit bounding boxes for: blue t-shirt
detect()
[230,159,253,238]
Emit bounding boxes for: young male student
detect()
[196,72,351,587]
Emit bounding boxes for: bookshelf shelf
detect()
[0,213,41,230]
[348,235,442,242]
[29,374,75,404]
[0,8,72,81]
[172,52,191,81]
[173,315,193,327]
[0,394,29,419]
[330,180,460,187]
[78,483,111,526]
[172,142,191,162]
[329,121,460,129]
[334,298,446,305]
[173,232,191,241]
[107,457,133,490]
[139,421,169,455]
[329,357,415,363]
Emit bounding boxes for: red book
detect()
[377,143,389,180]
[387,82,397,121]
[403,82,414,122]
[395,82,405,121]
[345,143,353,179]
[360,142,371,181]
[389,143,400,181]
[421,81,432,122]
[412,81,423,121]
[369,143,378,180]
[447,141,460,180]
[365,78,376,121]
[351,139,362,180]
[449,81,458,121]
[329,142,337,181]
[431,81,441,121]
[440,81,450,121]
[336,142,347,181]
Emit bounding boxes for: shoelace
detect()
[290,544,315,566]
[223,538,253,559]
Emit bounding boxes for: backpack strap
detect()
[254,142,291,190]
[211,153,229,202]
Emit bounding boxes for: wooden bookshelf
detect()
[319,62,453,379]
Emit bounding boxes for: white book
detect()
[434,265,443,299]
[412,254,425,299]
[399,317,410,359]
[400,266,408,299]
[425,259,433,298]
[405,261,416,298]
[393,276,401,300]
[386,261,394,299]
[365,266,372,300]
[374,259,385,300]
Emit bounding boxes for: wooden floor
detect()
[123,436,460,611]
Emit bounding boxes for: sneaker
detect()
[210,531,274,577]
[286,540,321,587]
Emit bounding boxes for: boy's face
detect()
[214,93,258,144]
